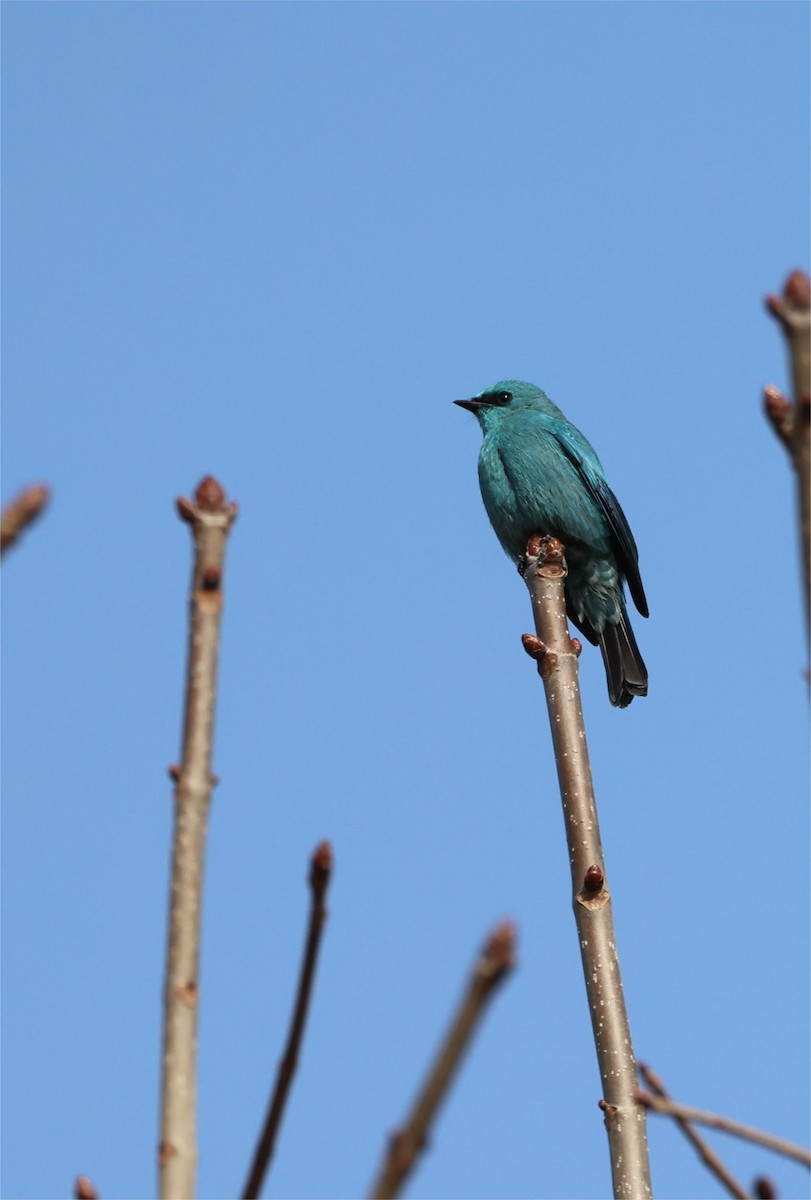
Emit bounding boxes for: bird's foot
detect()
[518,534,564,576]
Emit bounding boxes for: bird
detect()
[455,379,648,707]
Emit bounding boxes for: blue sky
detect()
[2,4,809,1199]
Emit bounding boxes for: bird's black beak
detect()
[454,397,487,413]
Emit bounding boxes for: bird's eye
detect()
[496,391,512,405]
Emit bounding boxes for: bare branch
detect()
[522,535,652,1200]
[1,484,50,556]
[637,1091,811,1169]
[638,1062,749,1199]
[242,840,334,1200]
[368,921,516,1200]
[159,476,238,1200]
[765,268,811,642]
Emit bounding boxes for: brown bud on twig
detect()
[785,269,811,310]
[753,1176,778,1199]
[176,495,197,523]
[176,477,238,526]
[201,565,221,591]
[584,865,604,893]
[764,385,794,449]
[522,633,547,659]
[481,919,517,980]
[195,475,227,510]
[521,633,558,679]
[75,1176,98,1200]
[765,269,811,328]
[310,840,334,915]
[310,839,333,885]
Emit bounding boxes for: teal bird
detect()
[455,380,648,707]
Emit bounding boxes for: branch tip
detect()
[785,268,811,310]
[242,837,333,1198]
[75,1176,98,1200]
[754,1176,778,1199]
[765,269,811,328]
[311,838,333,869]
[482,920,517,977]
[1,483,52,554]
[195,475,227,510]
[310,839,334,890]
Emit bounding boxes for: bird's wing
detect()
[552,422,649,618]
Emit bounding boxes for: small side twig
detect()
[1,484,50,556]
[522,535,651,1200]
[241,840,334,1200]
[637,1062,749,1199]
[74,1176,99,1200]
[765,268,811,642]
[637,1090,811,1169]
[159,476,238,1200]
[368,921,516,1200]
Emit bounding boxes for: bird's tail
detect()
[599,610,648,708]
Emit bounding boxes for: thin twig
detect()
[241,840,334,1200]
[159,476,238,1200]
[368,921,516,1200]
[74,1176,99,1200]
[521,535,651,1200]
[637,1091,811,1169]
[1,484,50,556]
[765,268,811,643]
[638,1062,750,1199]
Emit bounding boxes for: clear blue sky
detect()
[3,4,809,1199]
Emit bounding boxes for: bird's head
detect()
[454,380,550,430]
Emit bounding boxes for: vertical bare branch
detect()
[521,535,651,1200]
[765,268,811,643]
[1,484,50,556]
[159,476,238,1200]
[369,921,516,1200]
[637,1062,749,1199]
[242,840,334,1200]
